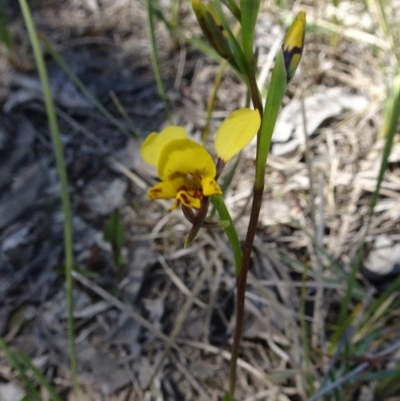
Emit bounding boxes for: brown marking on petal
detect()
[180,193,189,204]
[187,189,203,198]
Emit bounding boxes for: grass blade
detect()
[211,195,242,276]
[109,91,141,138]
[0,337,42,401]
[16,352,63,401]
[202,59,227,143]
[0,0,11,50]
[335,74,400,340]
[146,0,172,122]
[18,0,80,398]
[40,37,132,138]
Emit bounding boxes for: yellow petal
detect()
[176,190,202,209]
[158,138,216,182]
[140,126,187,166]
[282,11,306,82]
[201,176,222,196]
[148,180,180,200]
[214,108,261,162]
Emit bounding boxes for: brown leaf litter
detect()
[1,1,400,400]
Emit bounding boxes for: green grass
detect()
[146,0,172,122]
[18,0,79,398]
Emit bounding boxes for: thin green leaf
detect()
[256,50,287,185]
[154,3,245,80]
[16,352,63,401]
[211,195,242,276]
[0,337,42,401]
[221,0,241,21]
[192,0,234,60]
[41,37,132,138]
[169,0,183,31]
[335,74,400,338]
[240,0,260,65]
[202,59,227,143]
[104,209,125,268]
[209,153,240,221]
[146,0,172,122]
[364,274,400,328]
[18,1,80,398]
[0,0,11,50]
[210,0,248,79]
[239,0,262,111]
[109,91,141,138]
[376,366,400,398]
[364,369,400,382]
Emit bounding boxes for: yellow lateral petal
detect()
[214,108,261,162]
[201,176,222,196]
[176,190,202,209]
[148,180,181,200]
[140,126,187,166]
[158,138,216,182]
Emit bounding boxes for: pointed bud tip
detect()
[282,11,306,82]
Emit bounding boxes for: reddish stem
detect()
[229,62,264,397]
[228,186,263,395]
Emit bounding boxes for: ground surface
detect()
[1,0,400,400]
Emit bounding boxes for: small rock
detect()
[0,383,25,401]
[84,178,127,215]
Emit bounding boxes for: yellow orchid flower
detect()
[140,108,260,210]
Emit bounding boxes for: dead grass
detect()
[1,0,400,400]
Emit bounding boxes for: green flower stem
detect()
[229,51,288,397]
[211,195,242,275]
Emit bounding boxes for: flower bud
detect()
[282,11,306,82]
[192,0,233,60]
